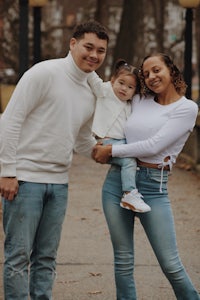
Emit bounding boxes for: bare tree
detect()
[94,0,110,78]
[112,0,142,68]
[149,0,165,52]
[1,0,19,82]
[95,0,109,24]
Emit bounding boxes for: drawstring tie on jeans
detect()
[137,157,174,193]
[158,159,173,192]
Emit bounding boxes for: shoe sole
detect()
[120,201,151,213]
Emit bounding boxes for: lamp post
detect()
[29,0,48,65]
[178,0,200,99]
[19,0,29,79]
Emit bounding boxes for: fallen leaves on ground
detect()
[87,290,102,295]
[89,272,102,277]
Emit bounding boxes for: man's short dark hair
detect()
[72,20,109,43]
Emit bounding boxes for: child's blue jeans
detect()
[102,138,137,192]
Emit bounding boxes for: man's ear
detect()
[69,37,76,50]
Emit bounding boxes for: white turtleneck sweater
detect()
[0,52,96,183]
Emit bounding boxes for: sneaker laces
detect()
[129,189,143,200]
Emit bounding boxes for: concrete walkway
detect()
[0,154,200,299]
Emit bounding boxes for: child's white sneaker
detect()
[120,189,151,213]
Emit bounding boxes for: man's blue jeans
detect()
[2,181,68,300]
[102,165,200,300]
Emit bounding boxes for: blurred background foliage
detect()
[0,0,199,101]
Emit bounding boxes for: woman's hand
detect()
[92,144,112,164]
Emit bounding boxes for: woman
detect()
[92,53,200,299]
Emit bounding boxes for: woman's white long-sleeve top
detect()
[112,94,198,167]
[0,52,96,183]
[89,74,131,139]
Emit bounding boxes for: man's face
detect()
[70,33,107,73]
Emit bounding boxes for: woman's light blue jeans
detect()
[102,138,137,191]
[102,165,200,300]
[2,181,68,300]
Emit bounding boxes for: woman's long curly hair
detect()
[139,53,187,96]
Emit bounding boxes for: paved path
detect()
[0,154,200,299]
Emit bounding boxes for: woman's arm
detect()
[112,102,198,158]
[92,101,198,163]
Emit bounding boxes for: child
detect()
[89,59,151,213]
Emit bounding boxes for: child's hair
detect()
[111,59,140,94]
[72,20,109,43]
[139,53,187,96]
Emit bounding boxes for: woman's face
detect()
[142,56,173,94]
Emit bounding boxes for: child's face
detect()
[111,74,137,101]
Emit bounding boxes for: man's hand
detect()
[92,144,112,164]
[0,177,19,201]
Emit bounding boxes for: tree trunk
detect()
[112,0,142,68]
[94,0,110,79]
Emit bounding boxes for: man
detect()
[0,20,109,299]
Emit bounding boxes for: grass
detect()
[0,84,15,113]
